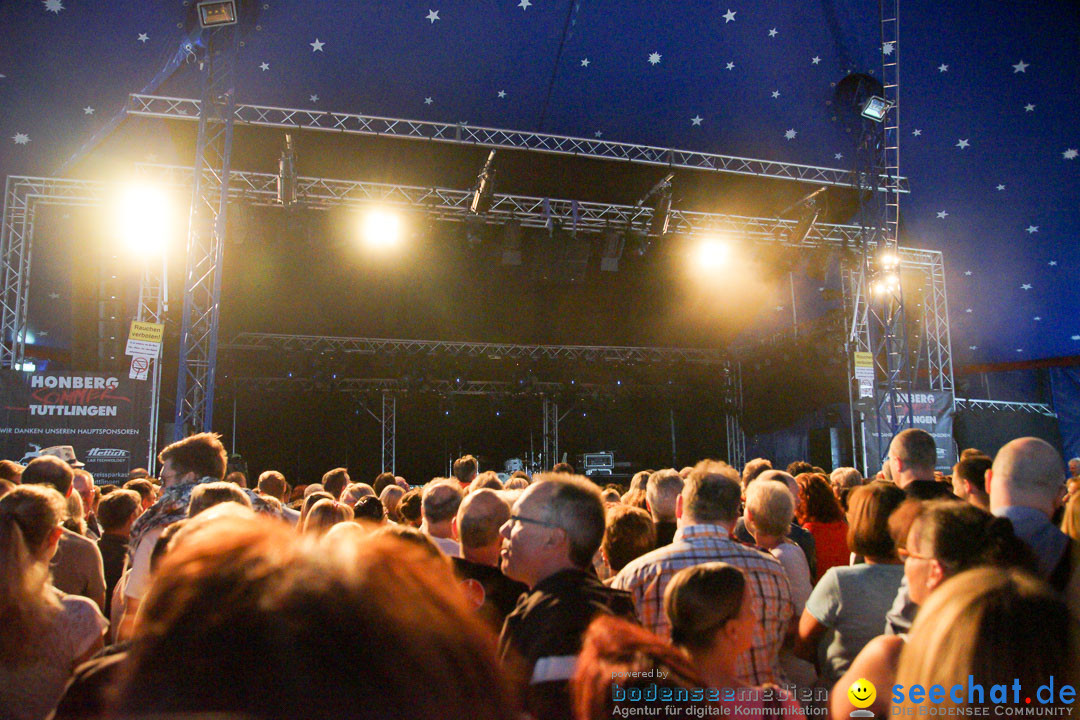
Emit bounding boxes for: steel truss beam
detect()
[172,24,239,441]
[127,94,909,192]
[954,398,1056,417]
[224,332,730,365]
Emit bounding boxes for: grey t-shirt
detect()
[804,562,905,683]
[51,528,106,610]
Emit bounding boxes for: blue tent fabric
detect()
[1050,367,1080,462]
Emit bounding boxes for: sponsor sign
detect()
[0,370,151,480]
[858,391,956,472]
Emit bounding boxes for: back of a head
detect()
[422,479,465,525]
[682,461,742,526]
[629,470,651,493]
[891,428,938,474]
[744,480,795,537]
[663,562,747,653]
[224,470,247,488]
[341,482,375,506]
[300,491,334,524]
[602,505,656,573]
[21,456,74,496]
[159,432,228,481]
[98,489,141,532]
[953,454,992,494]
[847,480,907,561]
[646,469,684,521]
[114,516,522,720]
[895,568,1073,711]
[533,474,606,568]
[990,437,1066,511]
[372,471,396,497]
[0,459,25,483]
[128,467,150,480]
[572,615,707,720]
[456,488,510,551]
[472,471,504,491]
[257,470,287,500]
[321,468,350,501]
[796,472,845,523]
[452,455,478,485]
[551,461,575,475]
[352,495,386,524]
[829,467,863,490]
[398,489,423,526]
[188,481,253,518]
[742,458,773,488]
[912,500,1037,577]
[123,478,155,505]
[379,485,405,520]
[786,461,814,477]
[304,498,354,535]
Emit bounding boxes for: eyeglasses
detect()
[507,514,561,530]
[898,547,933,561]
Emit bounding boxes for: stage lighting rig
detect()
[197,0,238,28]
[635,172,674,240]
[277,133,297,207]
[470,150,497,214]
[860,95,894,123]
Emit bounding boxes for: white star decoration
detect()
[1026,225,1039,234]
[771,90,780,99]
[518,0,531,9]
[1024,104,1035,112]
[648,52,662,65]
[43,0,63,12]
[83,106,94,115]
[580,58,590,67]
[594,131,603,138]
[138,33,149,42]
[1034,317,1042,322]
[310,38,325,52]
[1020,284,1032,290]
[310,94,319,102]
[1073,336,1080,341]
[913,129,922,136]
[996,184,1006,191]
[1049,261,1058,266]
[725,62,735,70]
[424,97,433,105]
[259,62,269,71]
[775,305,785,312]
[938,63,948,72]
[497,90,506,98]
[882,42,894,55]
[784,129,797,140]
[834,153,843,159]
[965,308,973,313]
[768,28,778,37]
[12,133,29,145]
[1012,60,1029,73]
[722,9,736,22]
[956,139,970,149]
[969,346,977,351]
[48,292,60,300]
[964,271,972,276]
[425,9,439,23]
[936,211,948,219]
[1064,149,1078,160]
[811,56,821,65]
[691,115,703,126]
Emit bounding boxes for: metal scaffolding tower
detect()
[172,23,240,440]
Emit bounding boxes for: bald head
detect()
[989,437,1066,516]
[456,489,511,562]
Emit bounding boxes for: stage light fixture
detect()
[361,208,403,249]
[115,183,172,256]
[695,238,730,269]
[470,150,497,214]
[860,95,893,122]
[879,251,900,270]
[197,0,238,28]
[277,133,297,207]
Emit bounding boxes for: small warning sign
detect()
[854,351,874,399]
[126,320,164,358]
[129,355,152,381]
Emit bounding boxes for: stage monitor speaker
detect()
[808,427,852,472]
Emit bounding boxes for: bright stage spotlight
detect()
[878,251,900,270]
[115,184,173,256]
[360,207,403,249]
[695,238,730,269]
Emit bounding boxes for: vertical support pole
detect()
[173,24,239,439]
[231,392,237,456]
[669,407,677,468]
[381,391,396,474]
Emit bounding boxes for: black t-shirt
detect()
[97,534,128,618]
[451,556,529,630]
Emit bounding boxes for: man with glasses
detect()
[498,474,635,720]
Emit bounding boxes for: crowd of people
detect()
[1,428,1078,720]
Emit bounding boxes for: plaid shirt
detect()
[610,523,795,686]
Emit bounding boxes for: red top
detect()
[802,520,849,582]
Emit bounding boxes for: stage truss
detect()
[221,335,745,473]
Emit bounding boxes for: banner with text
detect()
[858,390,956,473]
[0,369,151,482]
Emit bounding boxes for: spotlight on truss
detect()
[277,133,297,207]
[197,0,238,28]
[470,150,497,214]
[860,95,893,122]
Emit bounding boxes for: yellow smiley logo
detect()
[848,678,877,709]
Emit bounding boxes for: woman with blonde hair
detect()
[303,497,355,535]
[893,567,1075,714]
[0,485,107,720]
